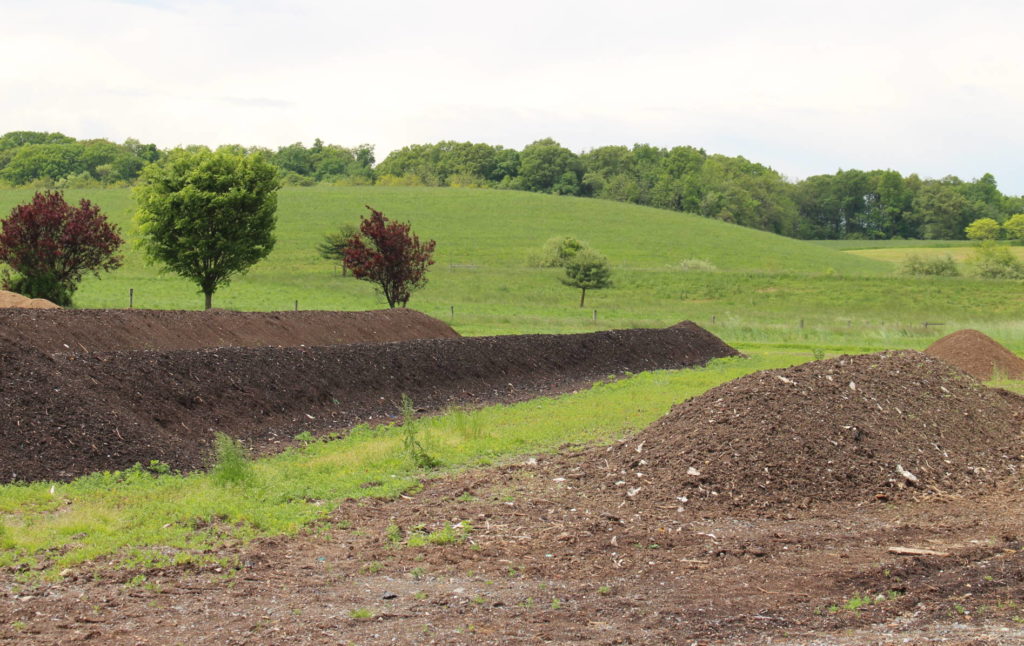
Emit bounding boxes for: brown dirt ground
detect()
[0,307,458,353]
[0,318,737,483]
[3,348,1024,644]
[925,329,1024,381]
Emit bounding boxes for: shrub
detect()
[0,191,123,305]
[899,254,960,277]
[967,242,1024,279]
[529,236,589,268]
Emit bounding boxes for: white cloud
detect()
[2,0,1023,192]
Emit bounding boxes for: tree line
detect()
[3,131,1021,241]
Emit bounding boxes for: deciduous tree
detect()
[0,191,123,305]
[134,149,279,309]
[343,206,436,308]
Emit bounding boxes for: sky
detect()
[3,0,1023,193]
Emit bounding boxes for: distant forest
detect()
[2,130,1020,241]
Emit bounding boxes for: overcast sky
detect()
[3,0,1023,193]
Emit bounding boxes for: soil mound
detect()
[0,290,59,309]
[0,308,457,352]
[599,351,1024,512]
[925,329,1024,380]
[0,321,738,483]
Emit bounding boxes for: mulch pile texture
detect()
[582,351,1024,514]
[0,313,738,483]
[924,328,1024,380]
[0,307,458,352]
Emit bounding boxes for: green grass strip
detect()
[0,351,805,579]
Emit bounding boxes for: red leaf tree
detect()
[0,191,123,305]
[343,206,436,308]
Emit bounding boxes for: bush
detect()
[0,191,123,305]
[899,254,960,277]
[529,236,589,268]
[967,242,1024,279]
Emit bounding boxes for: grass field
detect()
[843,245,1024,264]
[2,186,1023,349]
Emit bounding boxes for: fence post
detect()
[129,288,134,309]
[294,300,298,312]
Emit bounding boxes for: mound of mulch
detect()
[593,351,1024,513]
[0,308,458,353]
[925,329,1024,381]
[0,321,738,483]
[0,290,59,309]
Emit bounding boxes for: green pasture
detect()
[812,239,971,251]
[844,244,1024,264]
[2,186,1024,349]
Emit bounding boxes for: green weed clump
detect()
[211,433,255,486]
[401,395,441,469]
[899,253,959,277]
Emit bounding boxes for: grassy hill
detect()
[1,186,1022,348]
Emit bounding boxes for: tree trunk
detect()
[204,290,213,310]
[579,287,587,308]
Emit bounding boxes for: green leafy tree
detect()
[965,217,1002,240]
[517,138,583,195]
[1003,213,1024,242]
[134,149,280,309]
[0,191,123,305]
[561,249,612,307]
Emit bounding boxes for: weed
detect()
[550,598,563,610]
[401,395,441,469]
[455,492,476,503]
[812,348,825,361]
[385,523,403,544]
[413,591,428,600]
[124,574,147,588]
[597,585,612,596]
[410,566,426,581]
[293,431,315,445]
[211,433,255,486]
[362,561,383,574]
[472,595,487,605]
[11,620,27,631]
[349,608,373,619]
[406,521,472,547]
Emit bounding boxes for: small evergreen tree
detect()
[561,249,612,307]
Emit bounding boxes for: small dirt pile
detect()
[0,321,738,482]
[0,308,457,352]
[596,351,1024,513]
[0,290,59,309]
[925,329,1024,381]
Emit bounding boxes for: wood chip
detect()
[887,546,951,557]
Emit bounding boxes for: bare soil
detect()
[0,314,737,483]
[925,329,1024,381]
[2,323,1024,644]
[0,307,459,353]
